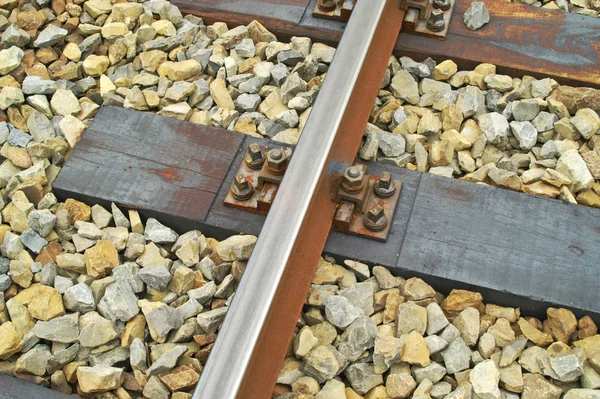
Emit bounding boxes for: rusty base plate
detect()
[312,0,355,21]
[333,178,402,241]
[402,5,455,40]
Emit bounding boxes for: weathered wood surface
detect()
[173,0,600,88]
[53,107,600,321]
[54,106,245,233]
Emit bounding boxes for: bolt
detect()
[342,165,365,193]
[363,204,388,232]
[433,0,451,10]
[266,148,288,174]
[231,174,254,201]
[318,0,337,12]
[427,9,446,32]
[374,171,397,198]
[245,143,265,170]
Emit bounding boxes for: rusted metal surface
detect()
[332,174,402,242]
[313,0,355,21]
[194,1,405,397]
[226,156,403,241]
[173,0,600,87]
[223,144,291,214]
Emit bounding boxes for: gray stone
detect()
[31,313,79,343]
[336,315,378,362]
[397,302,428,336]
[470,359,501,399]
[7,126,32,148]
[46,343,79,374]
[281,72,308,104]
[1,25,30,49]
[40,263,57,286]
[510,121,537,150]
[499,337,527,367]
[144,218,178,244]
[19,228,47,254]
[400,56,431,78]
[0,257,8,274]
[271,63,289,87]
[138,265,172,291]
[235,93,261,112]
[463,1,490,30]
[78,311,118,347]
[34,24,68,47]
[22,76,58,95]
[143,376,170,399]
[512,99,540,122]
[102,281,140,322]
[413,361,447,384]
[0,274,10,292]
[130,338,147,371]
[0,46,23,75]
[15,344,51,376]
[89,346,130,367]
[550,348,586,382]
[1,232,24,259]
[391,69,419,105]
[188,281,217,304]
[426,303,449,335]
[54,275,74,293]
[176,298,203,320]
[441,337,471,374]
[146,344,187,376]
[563,389,600,399]
[325,295,363,329]
[196,307,228,333]
[63,283,96,313]
[27,111,56,142]
[344,363,383,395]
[339,281,374,316]
[478,112,509,144]
[532,111,558,132]
[425,335,449,355]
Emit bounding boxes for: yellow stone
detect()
[346,388,364,399]
[5,298,34,338]
[258,89,288,119]
[546,307,577,343]
[65,198,91,223]
[400,331,430,367]
[312,258,344,285]
[522,182,560,199]
[365,386,389,399]
[151,20,176,37]
[84,240,119,278]
[518,318,553,347]
[0,322,23,360]
[158,365,199,391]
[576,189,600,208]
[0,224,12,245]
[442,289,483,315]
[101,22,129,40]
[121,314,146,348]
[209,78,235,110]
[128,210,143,234]
[138,50,167,73]
[435,60,458,81]
[62,42,81,62]
[157,60,203,81]
[474,63,496,76]
[15,284,65,321]
[82,55,109,77]
[100,74,116,96]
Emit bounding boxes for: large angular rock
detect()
[463,1,490,30]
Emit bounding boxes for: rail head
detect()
[193,0,405,398]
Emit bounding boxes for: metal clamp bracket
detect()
[313,0,455,40]
[225,144,402,242]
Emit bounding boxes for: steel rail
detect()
[193,1,405,397]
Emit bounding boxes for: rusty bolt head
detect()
[433,0,451,11]
[363,204,388,232]
[427,9,446,32]
[374,171,397,198]
[245,143,265,170]
[318,0,337,12]
[231,174,254,201]
[266,148,288,174]
[342,166,365,192]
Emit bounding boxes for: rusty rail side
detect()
[192,0,405,397]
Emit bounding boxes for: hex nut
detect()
[342,166,365,192]
[245,143,265,170]
[363,204,388,232]
[266,148,288,174]
[231,174,254,201]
